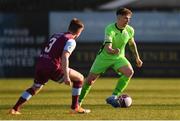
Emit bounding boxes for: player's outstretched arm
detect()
[62,51,72,86]
[128,38,143,67]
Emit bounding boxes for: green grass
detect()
[0,78,180,120]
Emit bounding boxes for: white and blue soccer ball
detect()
[117,94,132,108]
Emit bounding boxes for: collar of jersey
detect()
[115,23,124,33]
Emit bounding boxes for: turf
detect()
[0,78,180,120]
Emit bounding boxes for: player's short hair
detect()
[116,8,132,16]
[68,18,84,34]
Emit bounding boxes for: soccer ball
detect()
[117,94,132,108]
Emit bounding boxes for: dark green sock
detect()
[79,81,92,105]
[112,75,130,96]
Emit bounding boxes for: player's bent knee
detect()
[86,77,96,85]
[87,80,94,85]
[85,72,99,85]
[79,74,84,82]
[124,69,134,77]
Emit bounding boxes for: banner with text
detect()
[0,13,48,77]
[70,42,180,77]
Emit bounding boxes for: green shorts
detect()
[90,55,131,74]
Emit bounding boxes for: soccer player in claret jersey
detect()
[79,8,143,108]
[9,18,90,114]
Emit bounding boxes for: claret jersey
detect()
[39,32,76,67]
[34,32,76,83]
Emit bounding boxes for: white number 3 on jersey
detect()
[44,37,57,53]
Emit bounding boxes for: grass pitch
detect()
[0,78,180,120]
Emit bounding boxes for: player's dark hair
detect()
[68,18,84,34]
[116,7,132,16]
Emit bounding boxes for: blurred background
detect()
[0,0,180,78]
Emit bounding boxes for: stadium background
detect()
[0,0,180,78]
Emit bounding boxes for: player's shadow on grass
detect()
[2,104,111,112]
[3,104,180,112]
[132,104,180,110]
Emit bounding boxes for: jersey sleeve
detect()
[104,25,113,43]
[63,39,76,54]
[127,26,135,40]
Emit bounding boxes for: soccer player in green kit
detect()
[79,8,143,108]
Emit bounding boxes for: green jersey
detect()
[98,23,134,59]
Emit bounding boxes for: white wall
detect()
[50,11,180,42]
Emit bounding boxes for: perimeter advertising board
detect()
[0,13,48,77]
[70,42,180,77]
